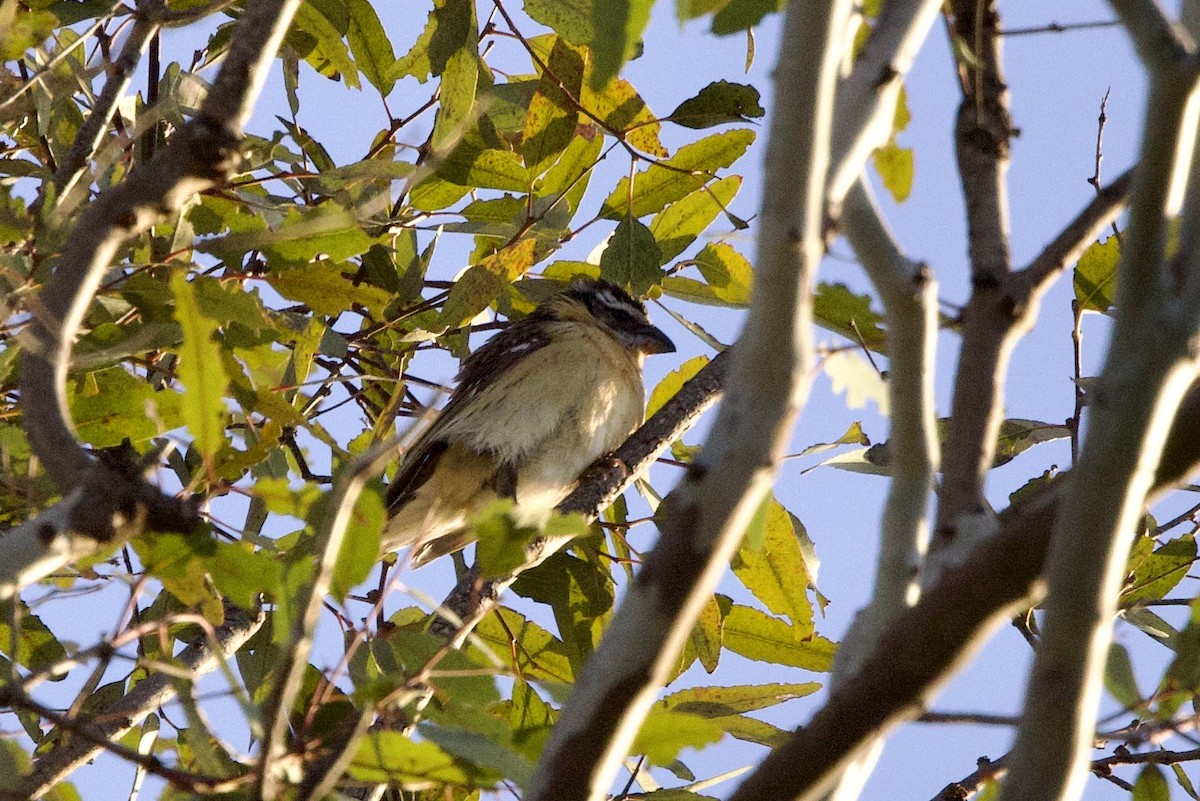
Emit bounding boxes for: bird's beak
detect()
[634,324,676,355]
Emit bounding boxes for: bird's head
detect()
[554,278,676,356]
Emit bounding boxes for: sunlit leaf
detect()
[172,273,228,458]
[344,0,396,95]
[1074,235,1119,313]
[601,129,755,219]
[650,177,741,262]
[813,282,887,352]
[632,709,724,765]
[722,605,836,671]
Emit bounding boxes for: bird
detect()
[383,277,676,566]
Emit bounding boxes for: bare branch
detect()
[841,178,938,628]
[524,0,854,797]
[1107,0,1193,69]
[722,372,1200,801]
[53,0,164,200]
[14,603,265,800]
[931,0,1017,560]
[827,0,942,204]
[1000,58,1200,801]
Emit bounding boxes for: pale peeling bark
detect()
[522,2,854,798]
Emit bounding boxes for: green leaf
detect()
[601,129,755,219]
[525,0,593,45]
[512,549,614,670]
[289,0,360,88]
[1173,764,1200,800]
[663,242,753,307]
[330,484,385,600]
[432,45,479,153]
[418,724,535,787]
[684,594,728,675]
[661,682,820,717]
[441,239,538,328]
[438,146,532,191]
[1122,534,1196,606]
[675,0,729,21]
[710,0,783,35]
[599,216,663,295]
[992,418,1072,466]
[647,355,709,418]
[133,532,224,624]
[344,0,396,95]
[268,260,392,317]
[191,277,272,334]
[1074,235,1119,313]
[795,422,870,458]
[722,605,836,671]
[471,608,576,682]
[473,501,538,579]
[812,282,887,352]
[69,368,182,448]
[349,731,488,785]
[650,176,741,262]
[205,542,284,610]
[1133,764,1169,801]
[172,273,228,458]
[873,142,913,203]
[632,709,724,765]
[732,498,814,631]
[589,0,654,89]
[0,598,68,673]
[667,81,764,129]
[580,76,666,158]
[1104,642,1141,709]
[523,38,585,174]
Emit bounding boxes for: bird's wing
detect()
[385,316,553,514]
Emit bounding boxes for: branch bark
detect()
[931,0,1017,562]
[19,0,300,494]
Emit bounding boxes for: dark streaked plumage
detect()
[383,278,675,565]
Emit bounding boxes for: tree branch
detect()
[20,0,300,495]
[524,0,854,798]
[999,54,1200,801]
[1107,0,1192,69]
[52,0,164,201]
[722,372,1200,801]
[827,0,943,204]
[931,0,1018,562]
[13,603,265,800]
[255,437,399,801]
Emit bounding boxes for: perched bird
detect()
[383,278,676,566]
